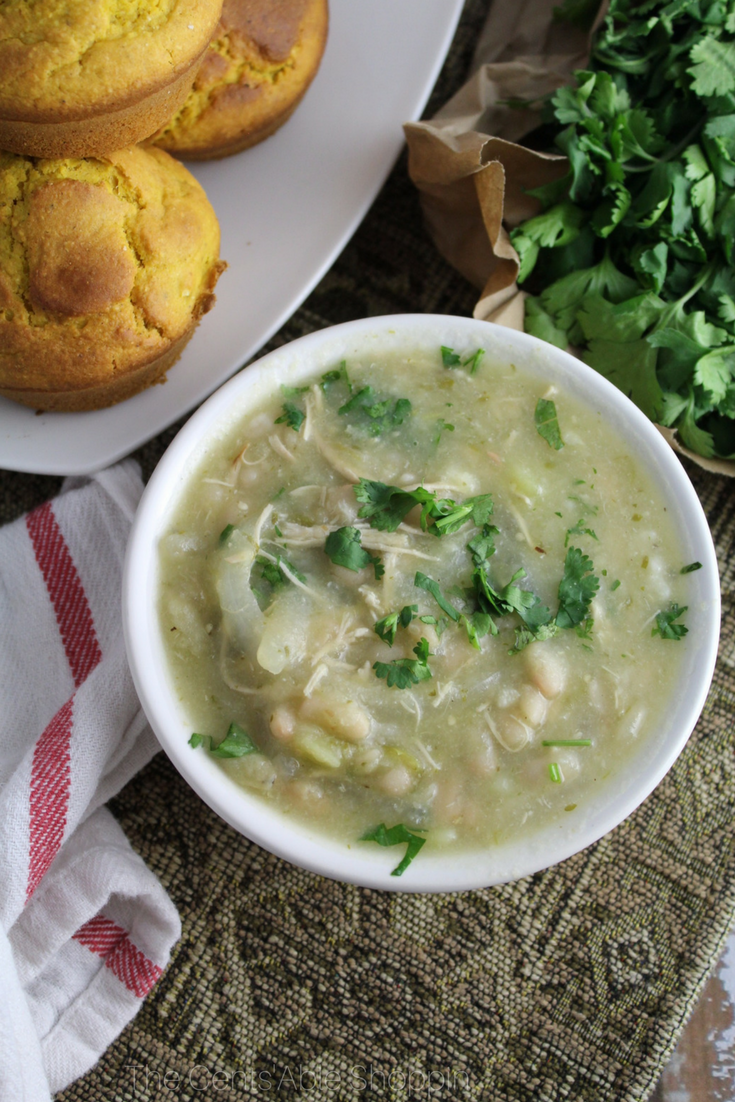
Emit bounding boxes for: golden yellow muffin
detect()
[0,146,225,411]
[151,0,328,161]
[0,1,223,159]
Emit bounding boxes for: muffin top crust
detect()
[152,0,328,156]
[0,146,223,392]
[0,0,223,121]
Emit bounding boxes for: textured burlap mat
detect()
[1,2,734,1098]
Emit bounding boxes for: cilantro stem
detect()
[623,120,705,174]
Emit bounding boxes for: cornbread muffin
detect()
[0,0,224,159]
[0,146,225,412]
[151,0,328,160]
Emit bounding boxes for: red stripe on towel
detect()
[26,698,74,901]
[26,501,102,687]
[73,913,127,955]
[74,913,163,998]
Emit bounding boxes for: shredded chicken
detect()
[268,434,296,462]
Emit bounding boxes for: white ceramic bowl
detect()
[123,315,720,892]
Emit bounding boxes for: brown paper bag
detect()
[404,0,732,475]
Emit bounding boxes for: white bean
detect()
[524,648,566,699]
[270,704,296,741]
[515,685,548,728]
[376,765,414,797]
[299,694,371,742]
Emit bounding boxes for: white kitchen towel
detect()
[0,460,181,1100]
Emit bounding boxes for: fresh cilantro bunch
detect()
[512,0,735,458]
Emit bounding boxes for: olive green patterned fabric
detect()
[1,2,734,1098]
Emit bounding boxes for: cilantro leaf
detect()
[374,605,418,646]
[219,523,235,545]
[354,479,436,532]
[584,337,664,421]
[250,554,305,608]
[274,402,306,432]
[441,345,485,373]
[373,639,433,689]
[360,823,427,876]
[556,546,600,630]
[462,610,495,648]
[414,572,461,622]
[354,480,491,538]
[652,603,689,640]
[189,723,258,758]
[430,493,494,536]
[681,561,702,573]
[321,361,350,390]
[688,37,735,98]
[324,527,383,579]
[463,348,485,374]
[338,387,412,437]
[535,398,565,450]
[565,519,598,546]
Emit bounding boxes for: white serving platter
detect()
[0,0,465,476]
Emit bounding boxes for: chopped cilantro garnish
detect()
[556,547,600,630]
[354,480,437,532]
[338,386,412,437]
[652,604,689,640]
[510,621,560,655]
[575,617,594,640]
[324,527,383,579]
[434,418,455,446]
[565,519,598,547]
[281,384,310,398]
[440,345,461,368]
[373,639,432,689]
[189,723,258,758]
[535,398,564,450]
[681,562,702,574]
[250,554,305,608]
[464,348,485,375]
[219,523,235,545]
[507,546,599,652]
[431,494,494,536]
[354,479,493,538]
[462,610,494,649]
[548,763,563,784]
[360,823,426,876]
[414,572,461,622]
[321,361,350,390]
[419,614,448,637]
[374,605,418,646]
[441,345,485,373]
[275,402,305,432]
[467,524,499,567]
[611,579,621,591]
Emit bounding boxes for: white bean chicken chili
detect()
[158,345,692,872]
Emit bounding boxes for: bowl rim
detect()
[123,313,721,893]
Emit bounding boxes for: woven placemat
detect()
[2,2,734,1098]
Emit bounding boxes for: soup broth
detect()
[158,344,692,866]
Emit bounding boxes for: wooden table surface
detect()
[652,930,735,1101]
